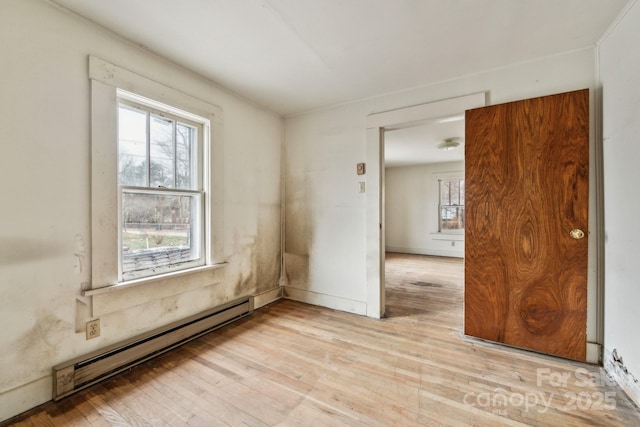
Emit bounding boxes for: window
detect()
[117,94,206,281]
[89,56,224,303]
[439,179,465,232]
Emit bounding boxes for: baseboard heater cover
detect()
[53,297,253,400]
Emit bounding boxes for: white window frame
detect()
[435,173,465,235]
[88,56,224,302]
[117,92,207,281]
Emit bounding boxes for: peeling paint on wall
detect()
[605,348,640,408]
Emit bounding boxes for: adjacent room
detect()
[2,0,640,425]
[384,119,465,327]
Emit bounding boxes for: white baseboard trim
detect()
[253,287,283,309]
[604,348,640,408]
[385,246,464,258]
[0,375,51,422]
[283,287,367,316]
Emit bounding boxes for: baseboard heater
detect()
[53,297,253,401]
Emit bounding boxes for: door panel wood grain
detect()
[464,89,589,361]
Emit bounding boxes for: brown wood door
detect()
[464,89,589,361]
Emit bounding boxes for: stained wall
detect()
[283,47,600,330]
[0,0,282,420]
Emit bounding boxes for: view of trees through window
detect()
[121,192,195,251]
[439,179,465,231]
[118,106,196,189]
[118,101,202,280]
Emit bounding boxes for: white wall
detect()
[0,0,282,420]
[599,0,640,407]
[385,162,464,257]
[283,104,368,313]
[284,47,600,331]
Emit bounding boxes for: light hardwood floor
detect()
[4,253,640,426]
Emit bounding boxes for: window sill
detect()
[83,263,226,316]
[430,232,465,241]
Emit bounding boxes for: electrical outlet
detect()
[86,319,100,340]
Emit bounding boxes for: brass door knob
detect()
[570,229,585,239]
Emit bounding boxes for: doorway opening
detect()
[364,93,486,319]
[383,118,466,318]
[367,90,602,363]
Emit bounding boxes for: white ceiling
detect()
[384,118,465,167]
[52,0,628,117]
[51,0,627,167]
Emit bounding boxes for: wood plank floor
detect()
[4,253,640,426]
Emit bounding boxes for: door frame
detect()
[364,93,486,318]
[364,91,603,364]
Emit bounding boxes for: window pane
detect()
[118,105,147,186]
[450,181,460,205]
[116,95,206,282]
[150,115,175,188]
[439,178,465,231]
[121,191,201,279]
[440,206,465,230]
[176,123,196,189]
[440,180,450,205]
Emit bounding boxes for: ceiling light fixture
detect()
[438,137,462,151]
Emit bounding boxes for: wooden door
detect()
[464,89,589,361]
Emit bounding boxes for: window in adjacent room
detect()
[117,93,206,281]
[438,178,465,232]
